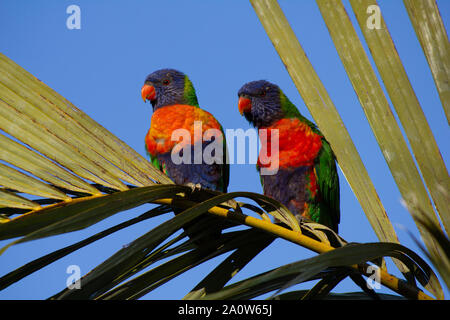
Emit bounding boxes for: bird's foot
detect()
[185,182,202,193]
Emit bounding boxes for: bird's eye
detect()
[162,79,170,86]
[260,90,266,97]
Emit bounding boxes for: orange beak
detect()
[141,84,156,102]
[238,96,251,115]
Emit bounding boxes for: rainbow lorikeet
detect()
[141,69,229,243]
[237,80,340,232]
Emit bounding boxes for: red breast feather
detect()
[258,118,322,169]
[145,104,222,156]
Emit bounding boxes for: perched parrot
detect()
[237,80,340,232]
[141,68,229,243]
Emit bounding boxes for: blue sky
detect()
[0,0,448,299]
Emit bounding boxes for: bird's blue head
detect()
[237,80,284,128]
[141,68,198,111]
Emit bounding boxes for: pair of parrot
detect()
[141,69,340,236]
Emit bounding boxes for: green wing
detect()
[314,138,340,232]
[146,146,166,175]
[292,109,340,232]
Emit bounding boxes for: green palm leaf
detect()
[0,205,171,290]
[198,242,438,300]
[316,0,447,277]
[403,0,450,124]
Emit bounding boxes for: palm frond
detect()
[407,210,450,290]
[403,0,450,124]
[0,205,171,290]
[351,0,450,255]
[0,52,171,197]
[197,242,438,300]
[316,0,447,280]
